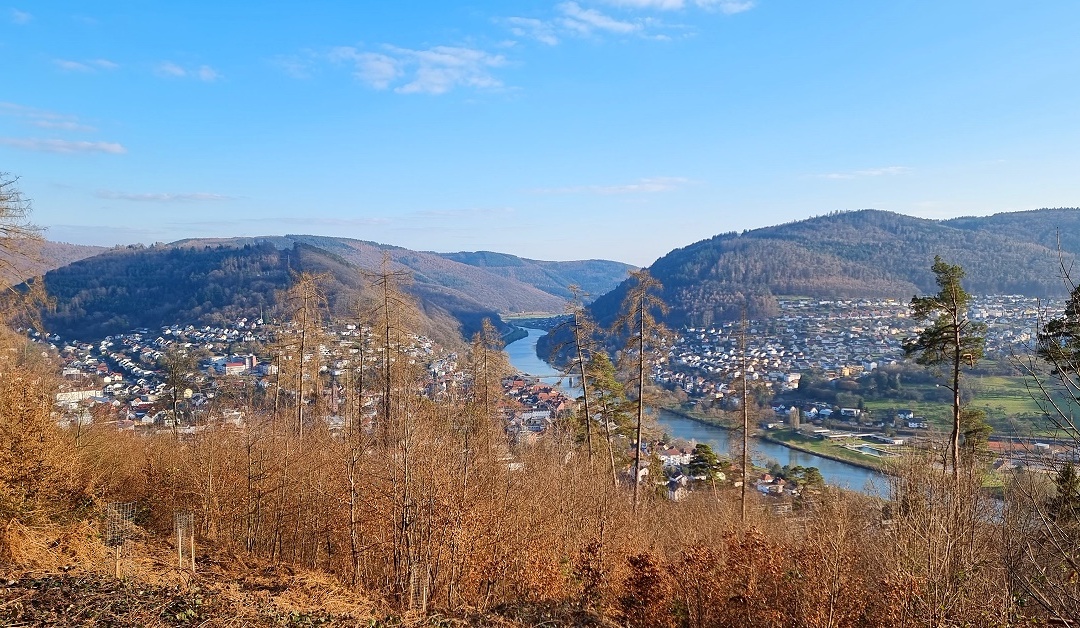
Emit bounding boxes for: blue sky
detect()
[3,1,1080,266]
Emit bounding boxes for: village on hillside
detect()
[42,292,1071,501]
[658,295,1052,402]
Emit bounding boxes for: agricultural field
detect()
[862,375,1078,438]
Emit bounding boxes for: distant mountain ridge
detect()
[0,241,106,286]
[38,236,634,343]
[587,208,1080,329]
[437,250,636,301]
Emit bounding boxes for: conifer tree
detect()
[904,256,985,484]
[612,270,670,512]
[550,285,601,458]
[586,352,630,489]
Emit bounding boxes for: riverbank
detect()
[502,325,529,345]
[505,331,886,494]
[660,405,738,430]
[759,430,888,474]
[662,406,889,474]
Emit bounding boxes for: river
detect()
[504,327,887,497]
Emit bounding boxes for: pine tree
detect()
[904,256,985,484]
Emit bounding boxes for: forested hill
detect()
[170,235,631,311]
[37,236,633,343]
[0,240,105,286]
[438,251,635,301]
[588,208,1080,328]
[39,242,504,346]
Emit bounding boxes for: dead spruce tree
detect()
[612,270,670,513]
[550,285,603,459]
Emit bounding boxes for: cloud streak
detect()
[602,0,684,9]
[817,166,911,180]
[601,0,755,11]
[534,176,690,194]
[504,17,561,45]
[694,0,755,14]
[97,191,235,203]
[410,207,515,220]
[10,8,30,24]
[54,58,119,73]
[0,102,96,132]
[0,138,126,154]
[331,45,506,95]
[505,0,753,44]
[32,120,96,132]
[156,62,221,81]
[558,1,642,35]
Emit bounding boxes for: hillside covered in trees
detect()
[38,242,500,345]
[172,235,634,314]
[439,250,636,301]
[37,236,633,343]
[588,208,1080,328]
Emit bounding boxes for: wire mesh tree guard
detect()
[174,510,196,572]
[104,502,135,578]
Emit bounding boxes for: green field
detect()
[862,375,1079,437]
[763,430,887,471]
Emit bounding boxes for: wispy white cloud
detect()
[0,102,96,132]
[196,65,220,81]
[31,119,96,132]
[172,216,393,231]
[695,0,755,14]
[817,166,911,180]
[10,8,30,24]
[601,0,755,12]
[411,207,515,220]
[0,138,126,154]
[276,216,393,228]
[558,2,642,35]
[97,191,235,203]
[534,176,690,194]
[504,0,751,44]
[330,48,402,89]
[156,62,187,78]
[601,0,685,10]
[53,58,119,73]
[331,45,506,95]
[504,17,561,45]
[155,61,221,81]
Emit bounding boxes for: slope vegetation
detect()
[38,235,633,343]
[439,250,634,301]
[589,208,1080,328]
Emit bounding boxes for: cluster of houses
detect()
[659,298,916,403]
[501,376,574,440]
[50,318,447,431]
[658,295,1059,406]
[44,291,1072,502]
